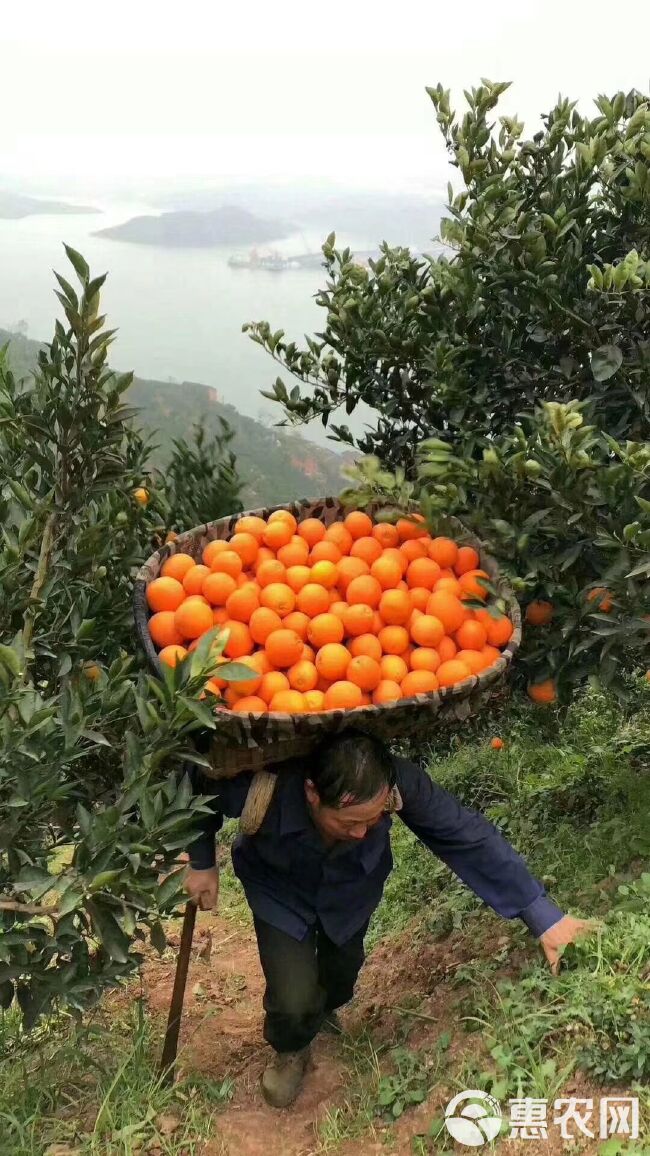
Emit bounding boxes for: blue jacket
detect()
[189,756,563,946]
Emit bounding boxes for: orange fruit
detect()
[213,607,229,625]
[288,660,319,692]
[221,620,254,658]
[159,643,188,667]
[410,647,441,674]
[347,655,381,691]
[202,571,237,606]
[269,509,298,533]
[491,737,504,750]
[350,536,383,565]
[527,679,557,704]
[455,546,480,576]
[307,613,345,648]
[323,681,363,710]
[378,625,410,655]
[411,614,445,648]
[349,634,383,662]
[409,586,432,612]
[203,539,230,567]
[341,603,375,637]
[149,611,184,648]
[396,516,427,542]
[407,557,441,590]
[456,648,491,674]
[481,644,501,667]
[400,539,429,564]
[283,611,311,641]
[296,583,331,617]
[147,576,186,613]
[263,520,293,551]
[285,565,312,593]
[428,537,459,568]
[301,643,316,662]
[228,532,259,567]
[265,629,304,668]
[174,598,214,640]
[256,546,275,566]
[209,551,243,580]
[525,600,554,626]
[437,659,472,688]
[234,515,267,541]
[278,536,310,569]
[371,554,403,590]
[297,518,326,547]
[434,576,462,596]
[269,689,305,713]
[249,606,283,645]
[456,619,488,651]
[459,569,490,601]
[259,670,290,703]
[232,695,267,713]
[345,510,374,539]
[346,575,382,608]
[380,654,408,683]
[372,611,384,634]
[315,643,351,682]
[309,560,338,590]
[225,585,260,623]
[379,589,412,626]
[401,669,439,697]
[303,689,326,712]
[325,522,354,555]
[161,553,195,582]
[587,587,613,613]
[372,522,400,549]
[474,609,514,648]
[337,556,370,591]
[381,547,408,576]
[438,636,458,663]
[256,558,287,587]
[426,591,467,635]
[203,676,225,698]
[229,656,263,695]
[310,540,342,565]
[249,651,272,676]
[373,679,403,704]
[260,582,296,618]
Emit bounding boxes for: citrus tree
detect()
[0,249,242,1027]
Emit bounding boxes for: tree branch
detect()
[0,898,58,918]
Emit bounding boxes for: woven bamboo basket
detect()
[133,497,521,787]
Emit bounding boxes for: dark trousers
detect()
[253,916,368,1053]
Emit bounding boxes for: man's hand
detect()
[539,915,597,974]
[184,866,219,911]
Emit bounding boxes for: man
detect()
[185,731,589,1109]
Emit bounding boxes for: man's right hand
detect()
[184,865,219,910]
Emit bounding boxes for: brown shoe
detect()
[261,1047,310,1108]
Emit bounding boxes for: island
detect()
[0,191,98,219]
[95,205,294,248]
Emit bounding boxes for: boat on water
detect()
[227,248,301,272]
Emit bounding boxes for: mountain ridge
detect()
[95,205,294,248]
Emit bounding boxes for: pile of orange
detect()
[145,509,514,715]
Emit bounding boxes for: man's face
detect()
[304,781,390,842]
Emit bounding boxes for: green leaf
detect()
[87,899,130,963]
[150,920,167,955]
[591,344,622,381]
[63,243,90,284]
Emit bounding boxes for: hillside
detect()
[0,190,97,218]
[0,328,349,507]
[95,205,293,248]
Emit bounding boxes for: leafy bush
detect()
[0,250,241,1027]
[160,417,242,532]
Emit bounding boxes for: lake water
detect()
[0,200,376,446]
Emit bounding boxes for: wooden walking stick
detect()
[160,900,197,1085]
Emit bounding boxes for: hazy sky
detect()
[3,0,650,196]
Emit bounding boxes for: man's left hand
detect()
[539,915,597,974]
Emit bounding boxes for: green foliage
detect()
[159,417,242,532]
[0,250,243,1029]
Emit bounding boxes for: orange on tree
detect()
[456,619,488,652]
[378,624,409,655]
[349,633,383,662]
[232,695,267,713]
[401,669,439,697]
[264,628,304,668]
[228,532,260,567]
[491,737,505,750]
[269,689,305,713]
[373,679,403,704]
[324,681,363,710]
[315,643,351,682]
[528,679,558,704]
[149,611,184,648]
[410,647,441,673]
[455,545,480,575]
[249,606,283,644]
[288,660,319,693]
[161,552,195,583]
[158,644,188,667]
[410,614,445,648]
[426,590,467,635]
[379,589,411,625]
[525,600,554,626]
[587,586,614,613]
[307,613,345,648]
[437,659,473,687]
[341,603,375,637]
[347,655,381,691]
[297,517,326,547]
[146,575,186,613]
[174,598,214,640]
[296,583,331,617]
[133,486,149,505]
[260,582,296,617]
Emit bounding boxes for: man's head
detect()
[304,731,395,842]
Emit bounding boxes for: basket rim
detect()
[133,496,521,725]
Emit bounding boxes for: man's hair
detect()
[309,730,395,808]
